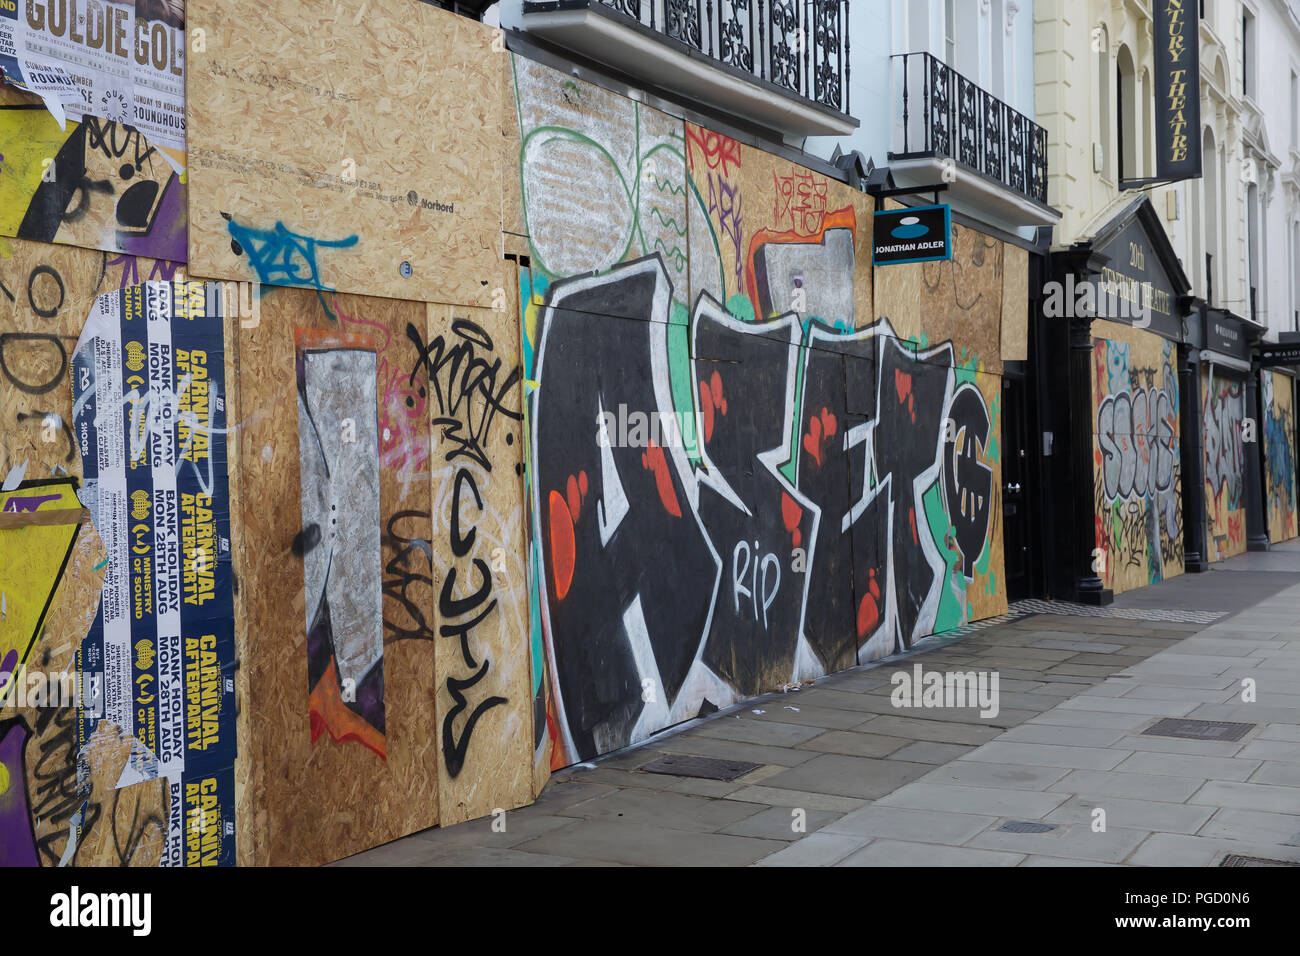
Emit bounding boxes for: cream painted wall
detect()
[1035,0,1250,319]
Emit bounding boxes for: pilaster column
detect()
[1179,345,1209,572]
[1068,308,1112,604]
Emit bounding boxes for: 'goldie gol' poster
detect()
[0,0,186,162]
[72,280,235,866]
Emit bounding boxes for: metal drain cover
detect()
[639,755,762,781]
[1142,718,1255,742]
[998,821,1058,833]
[1220,854,1299,867]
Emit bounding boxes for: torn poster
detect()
[71,280,235,866]
[0,0,186,161]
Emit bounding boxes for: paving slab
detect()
[997,723,1128,747]
[751,832,871,866]
[717,806,840,841]
[1197,807,1300,844]
[517,819,786,866]
[762,753,934,799]
[1047,769,1207,802]
[724,785,868,813]
[1128,831,1300,866]
[888,741,978,764]
[1188,780,1300,814]
[1042,795,1215,834]
[690,716,826,747]
[736,704,873,730]
[876,782,1070,818]
[798,729,911,758]
[964,823,1150,864]
[1249,761,1300,787]
[822,805,998,844]
[560,787,766,831]
[962,741,1132,771]
[655,735,821,767]
[1114,750,1261,782]
[916,760,1071,791]
[860,714,1006,745]
[837,839,1024,867]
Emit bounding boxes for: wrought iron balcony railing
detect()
[524,0,851,115]
[890,52,1047,205]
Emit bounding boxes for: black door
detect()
[1001,374,1034,602]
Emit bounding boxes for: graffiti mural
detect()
[528,254,1001,764]
[295,330,386,759]
[1091,326,1183,593]
[514,59,1006,769]
[0,86,186,261]
[1262,370,1297,544]
[1203,369,1247,561]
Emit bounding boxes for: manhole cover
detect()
[997,821,1058,833]
[639,755,762,781]
[1142,718,1255,742]
[1220,854,1299,867]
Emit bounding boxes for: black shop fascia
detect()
[1085,196,1189,345]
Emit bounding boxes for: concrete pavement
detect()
[336,542,1300,866]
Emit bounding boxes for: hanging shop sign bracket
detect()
[866,181,949,212]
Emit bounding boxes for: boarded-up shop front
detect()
[2,0,1024,865]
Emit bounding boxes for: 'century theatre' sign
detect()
[1154,0,1202,180]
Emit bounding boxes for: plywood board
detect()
[234,287,443,866]
[1263,369,1297,544]
[0,83,187,260]
[513,55,689,311]
[1091,321,1185,592]
[684,125,872,328]
[425,301,532,824]
[186,0,507,306]
[1202,365,1248,562]
[0,236,173,867]
[1001,243,1029,362]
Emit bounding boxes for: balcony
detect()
[517,0,858,137]
[888,52,1057,228]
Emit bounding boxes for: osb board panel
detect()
[426,301,532,824]
[0,236,184,335]
[0,416,115,865]
[1090,321,1184,594]
[1263,369,1297,544]
[960,368,1008,624]
[235,287,441,866]
[0,84,187,261]
[0,236,190,866]
[1000,243,1029,362]
[186,0,506,307]
[502,55,525,245]
[0,236,184,480]
[873,215,1003,376]
[1202,365,1248,562]
[513,55,689,309]
[685,124,872,327]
